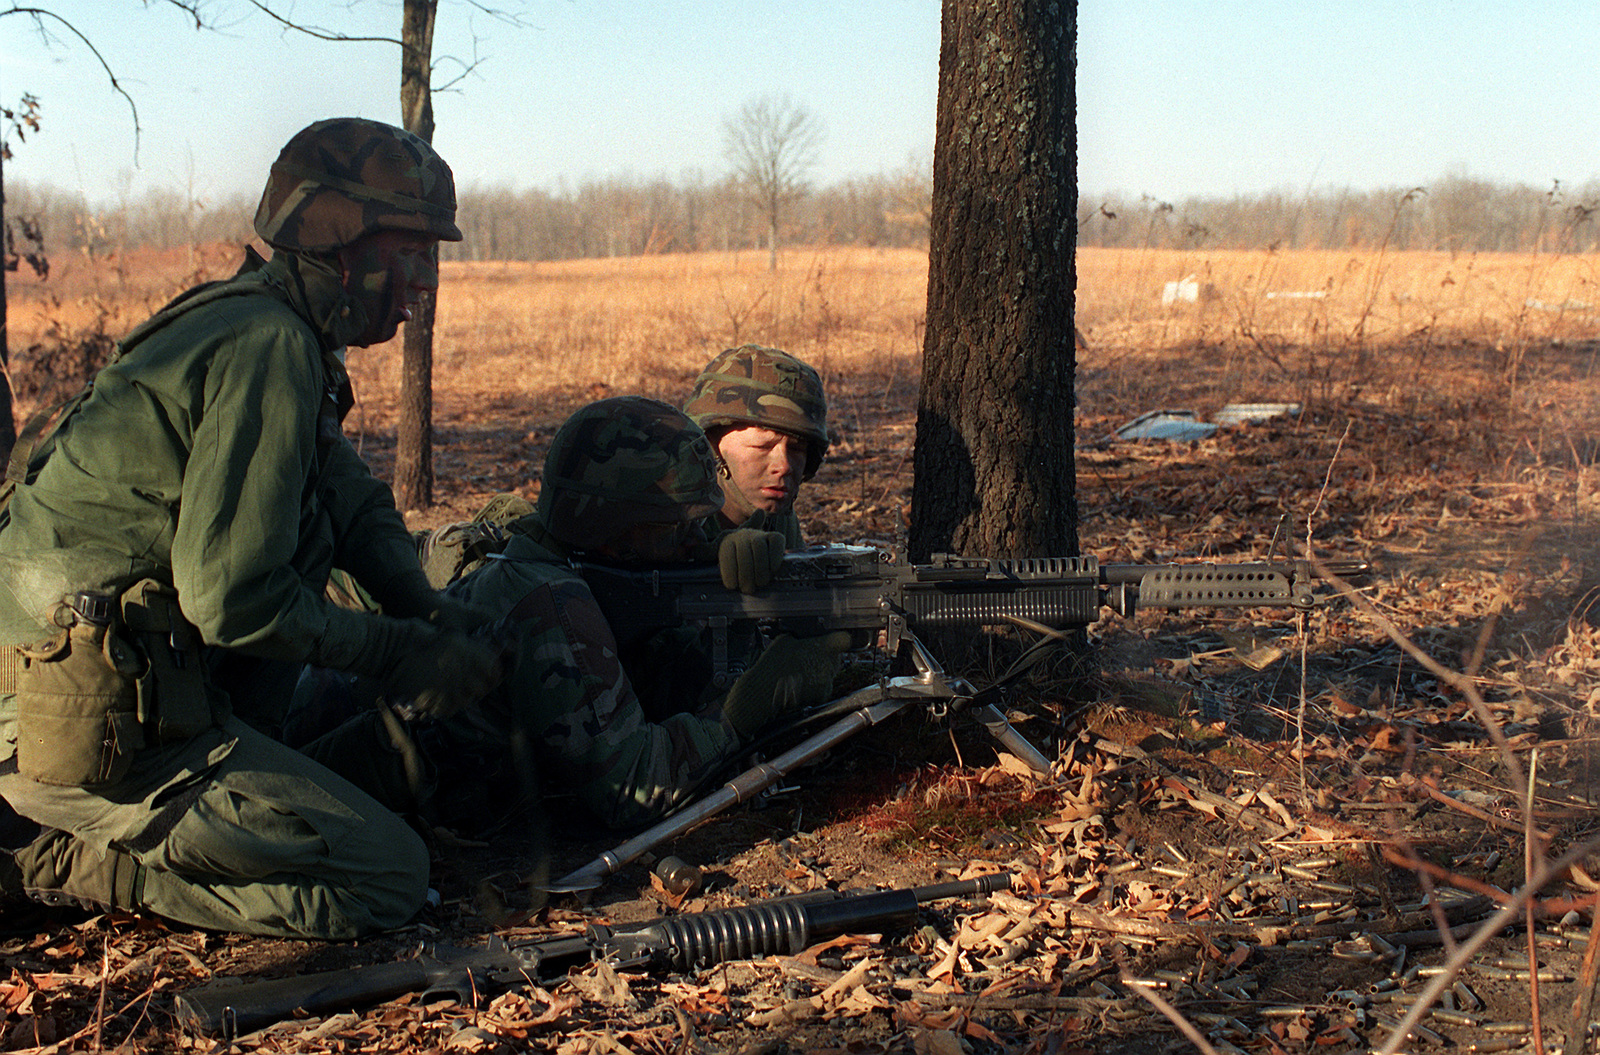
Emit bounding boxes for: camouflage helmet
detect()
[254,117,463,253]
[683,344,831,480]
[537,396,724,549]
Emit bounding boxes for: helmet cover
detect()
[254,116,462,252]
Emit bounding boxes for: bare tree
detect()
[180,0,522,511]
[0,95,44,459]
[394,0,437,510]
[0,4,145,462]
[722,94,823,271]
[908,0,1075,562]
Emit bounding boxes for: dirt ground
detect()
[5,330,1600,1055]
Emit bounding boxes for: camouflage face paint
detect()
[336,230,440,347]
[597,518,707,565]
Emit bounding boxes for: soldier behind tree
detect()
[683,344,831,550]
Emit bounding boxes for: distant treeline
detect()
[1080,173,1600,254]
[5,168,933,262]
[13,168,1600,261]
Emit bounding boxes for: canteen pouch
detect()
[14,617,145,788]
[119,579,215,743]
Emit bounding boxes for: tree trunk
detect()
[0,145,16,460]
[395,0,438,511]
[909,0,1076,563]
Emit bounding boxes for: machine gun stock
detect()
[175,873,1011,1036]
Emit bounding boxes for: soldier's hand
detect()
[381,628,507,719]
[424,594,499,634]
[717,513,787,593]
[720,630,853,738]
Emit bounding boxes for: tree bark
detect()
[0,144,16,460]
[395,0,438,511]
[909,0,1076,563]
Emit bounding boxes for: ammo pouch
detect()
[12,579,217,788]
[118,579,216,745]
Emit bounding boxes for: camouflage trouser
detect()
[0,703,428,939]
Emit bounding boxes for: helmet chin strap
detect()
[291,252,375,349]
[714,456,758,525]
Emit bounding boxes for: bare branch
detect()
[241,0,404,47]
[0,5,142,157]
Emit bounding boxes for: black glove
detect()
[720,631,853,738]
[381,627,507,719]
[374,567,496,631]
[423,594,500,634]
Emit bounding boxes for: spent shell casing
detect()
[1219,874,1251,896]
[1450,980,1481,1011]
[1476,966,1568,982]
[1481,1022,1530,1035]
[1307,880,1357,895]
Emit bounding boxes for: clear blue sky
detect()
[3,1,1599,208]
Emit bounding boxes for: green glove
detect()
[381,627,507,719]
[720,631,853,738]
[716,513,787,593]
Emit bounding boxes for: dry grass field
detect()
[5,243,1600,1053]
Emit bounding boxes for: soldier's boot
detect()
[0,797,38,898]
[0,846,19,903]
[14,828,145,914]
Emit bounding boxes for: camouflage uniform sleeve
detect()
[449,564,743,830]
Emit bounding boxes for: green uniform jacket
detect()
[0,251,433,939]
[0,253,424,673]
[435,528,748,830]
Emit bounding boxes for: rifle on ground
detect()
[548,546,1364,894]
[173,872,1011,1037]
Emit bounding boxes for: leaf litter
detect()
[6,334,1600,1053]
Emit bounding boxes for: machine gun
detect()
[174,872,1011,1037]
[547,546,1363,893]
[583,545,1362,687]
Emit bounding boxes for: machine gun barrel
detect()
[583,547,1365,657]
